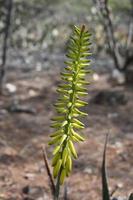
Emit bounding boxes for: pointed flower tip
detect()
[81,24,86,32]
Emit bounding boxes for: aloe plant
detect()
[102,134,110,200]
[128,193,133,200]
[101,134,133,200]
[45,25,131,200]
[48,25,92,199]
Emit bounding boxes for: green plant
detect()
[102,134,110,200]
[48,25,92,199]
[102,134,133,200]
[43,25,132,200]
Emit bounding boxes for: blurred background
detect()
[0,0,133,199]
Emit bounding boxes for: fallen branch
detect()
[42,147,55,198]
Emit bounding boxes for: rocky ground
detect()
[0,66,132,200]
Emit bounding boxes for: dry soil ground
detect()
[0,68,132,200]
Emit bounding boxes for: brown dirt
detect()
[0,68,132,200]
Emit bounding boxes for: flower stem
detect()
[54,169,62,200]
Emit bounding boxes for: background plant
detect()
[93,0,133,83]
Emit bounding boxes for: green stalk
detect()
[54,170,61,200]
[49,25,92,199]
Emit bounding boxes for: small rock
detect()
[28,89,37,97]
[115,142,123,148]
[5,83,17,93]
[93,73,100,81]
[84,167,92,174]
[111,69,126,85]
[24,173,36,180]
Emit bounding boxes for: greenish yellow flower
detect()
[49,25,92,184]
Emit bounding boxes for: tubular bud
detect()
[49,25,92,184]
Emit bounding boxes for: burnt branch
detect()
[124,0,133,70]
[93,0,133,73]
[93,0,121,71]
[0,0,13,94]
